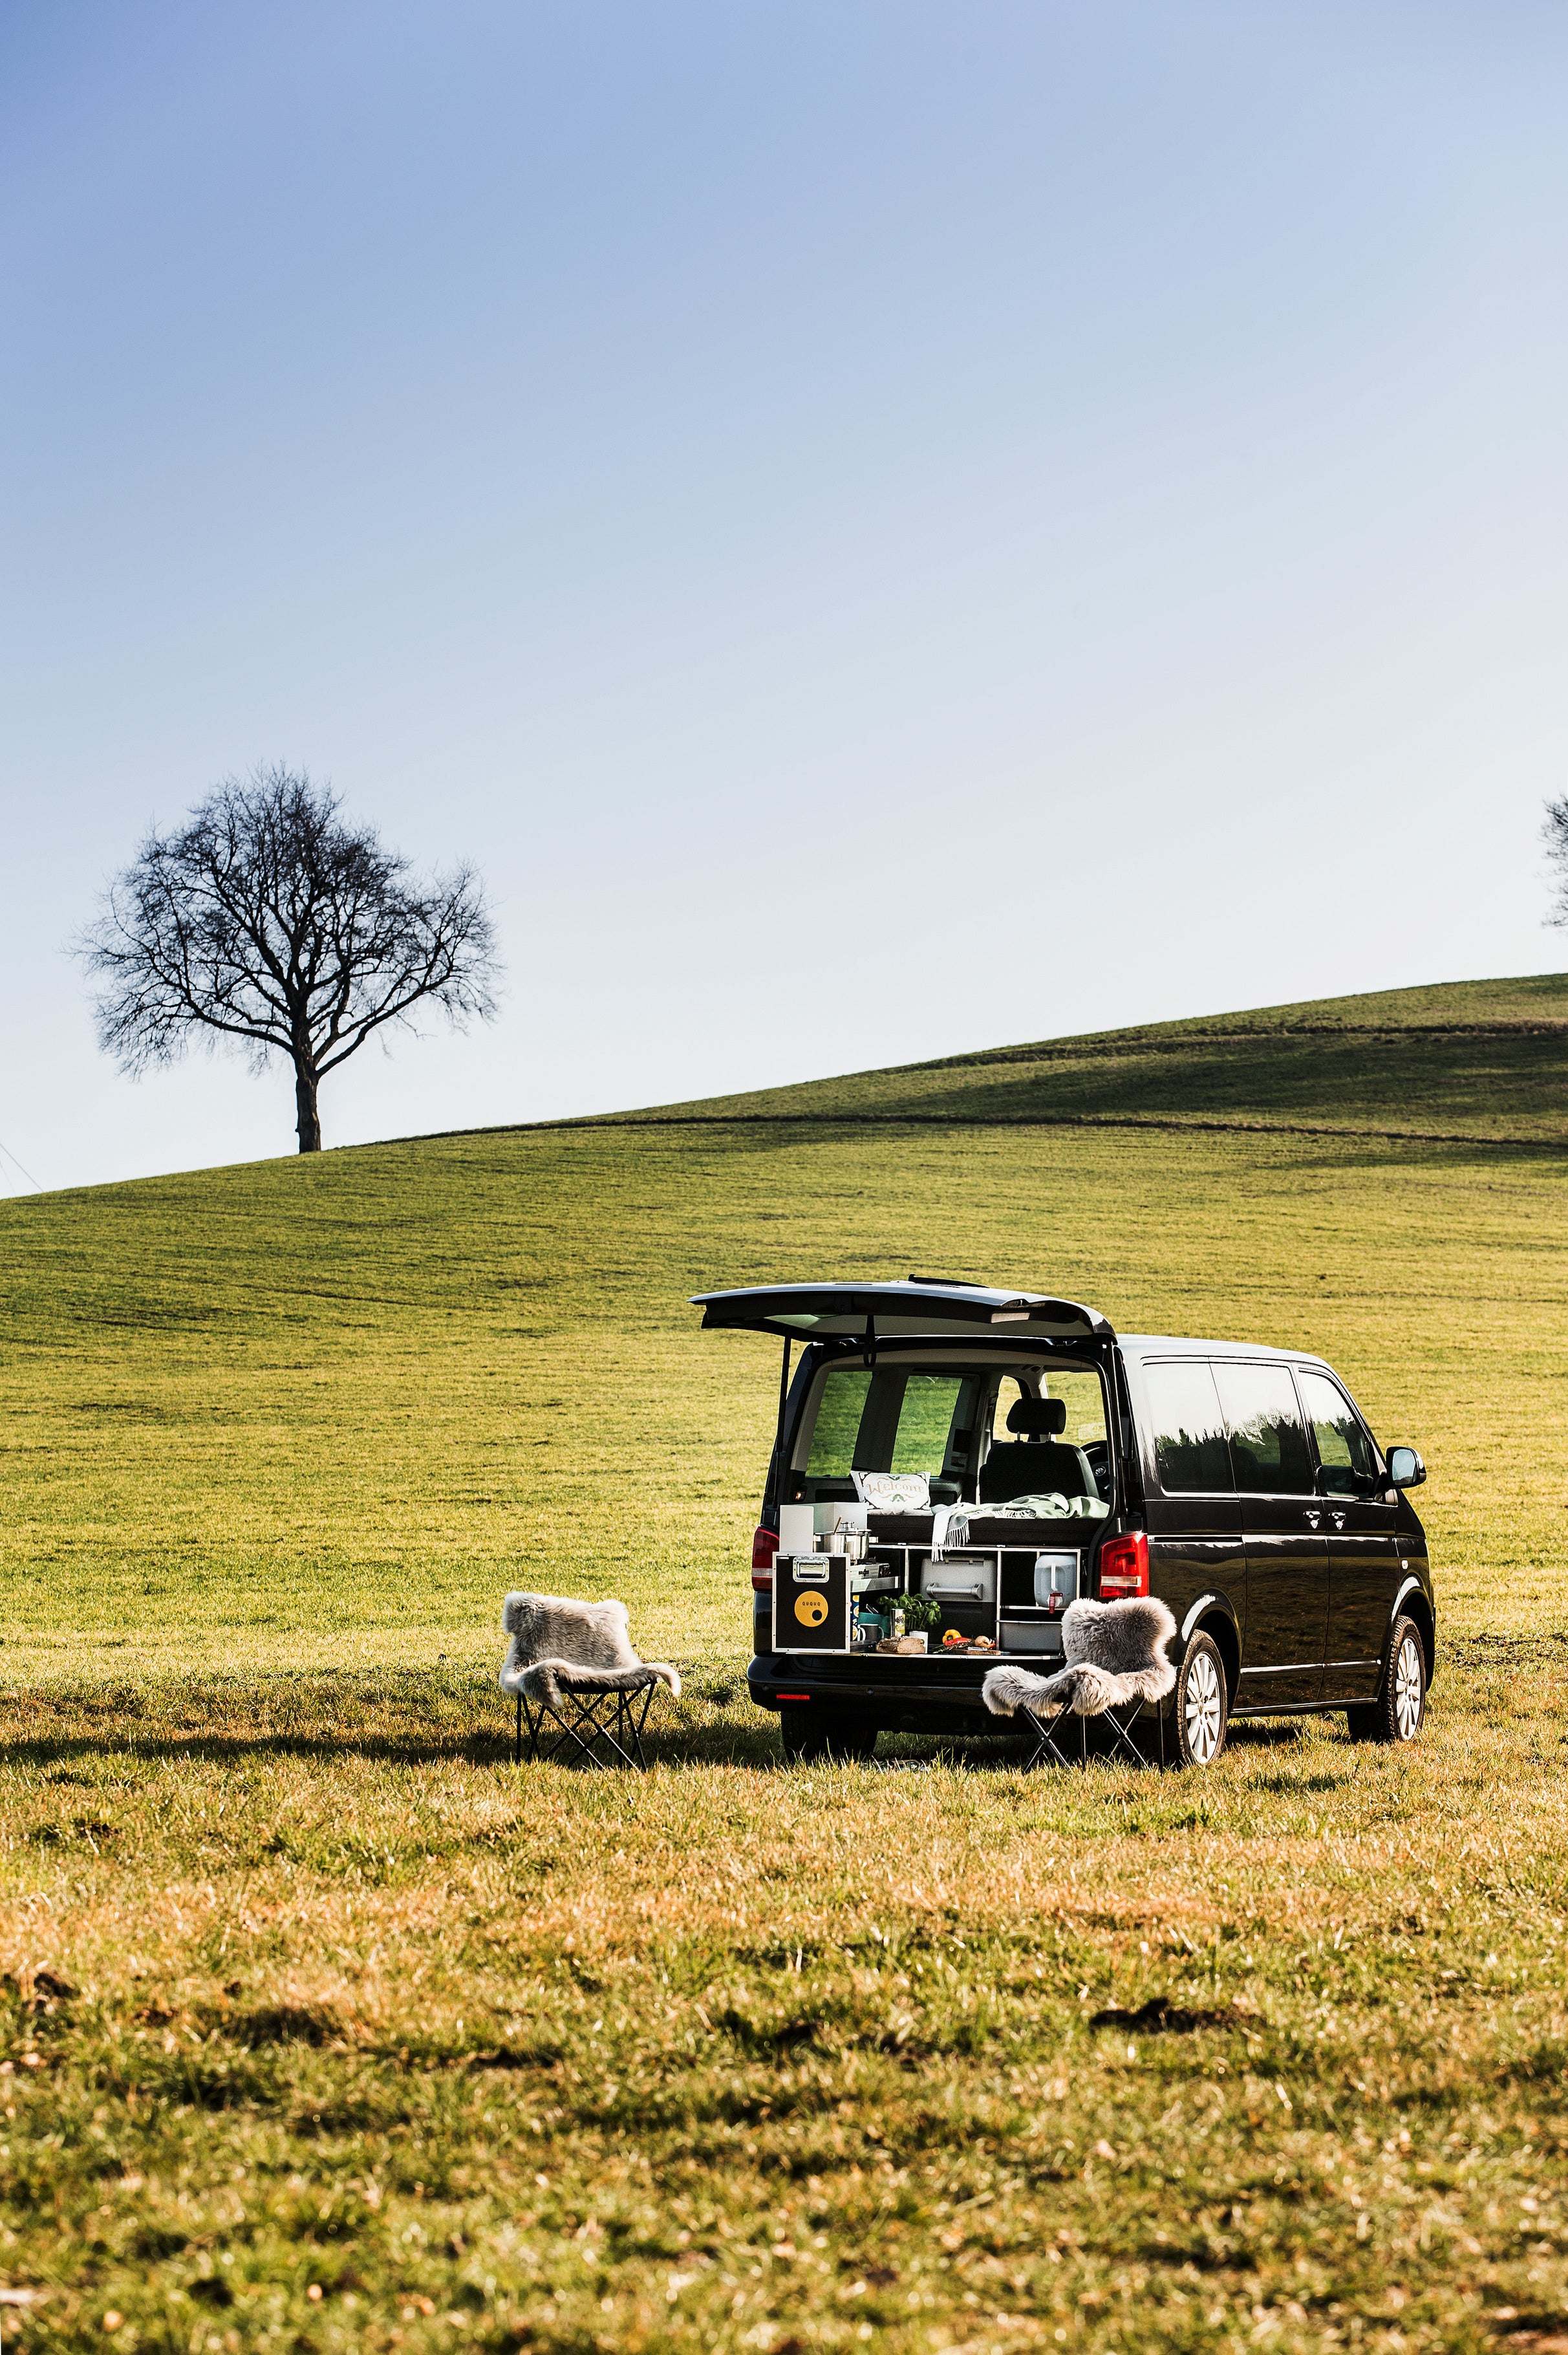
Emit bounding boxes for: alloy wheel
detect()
[1183,1647,1223,1764]
[1393,1631,1424,1740]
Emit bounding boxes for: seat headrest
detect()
[1005,1395,1067,1437]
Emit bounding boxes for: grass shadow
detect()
[0,1710,790,1777]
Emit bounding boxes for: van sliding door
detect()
[1215,1362,1327,1708]
[1139,1360,1244,1643]
[1297,1367,1398,1702]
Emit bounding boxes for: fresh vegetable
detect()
[897,1593,943,1633]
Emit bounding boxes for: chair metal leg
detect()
[1021,1697,1156,1772]
[615,1682,656,1768]
[544,1694,613,1768]
[1101,1698,1148,1769]
[515,1695,555,1764]
[508,1681,660,1771]
[1022,1702,1079,1770]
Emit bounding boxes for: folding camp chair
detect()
[985,1598,1177,1772]
[499,1589,682,1773]
[513,1677,660,1770]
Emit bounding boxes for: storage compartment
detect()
[1001,1618,1066,1655]
[928,1598,994,1651]
[967,1515,1095,1546]
[773,1538,1086,1661]
[919,1552,996,1605]
[999,1549,1080,1613]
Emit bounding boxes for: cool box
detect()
[771,1554,852,1653]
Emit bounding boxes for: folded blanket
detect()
[980,1493,1109,1521]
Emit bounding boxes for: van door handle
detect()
[1304,1510,1321,1530]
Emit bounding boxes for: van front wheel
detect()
[1174,1633,1229,1768]
[779,1709,877,1764]
[1347,1616,1426,1745]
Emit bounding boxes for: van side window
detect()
[1212,1362,1313,1495]
[1297,1369,1377,1496]
[1144,1362,1233,1493]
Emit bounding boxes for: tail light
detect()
[751,1524,777,1590]
[1098,1530,1149,1599]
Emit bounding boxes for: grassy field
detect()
[0,973,1566,2350]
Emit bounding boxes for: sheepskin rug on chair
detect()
[982,1596,1178,1720]
[499,1592,682,1711]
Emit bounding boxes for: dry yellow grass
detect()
[0,1649,1565,2352]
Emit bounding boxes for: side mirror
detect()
[1387,1446,1426,1490]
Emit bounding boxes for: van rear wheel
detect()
[779,1709,877,1764]
[1174,1632,1229,1768]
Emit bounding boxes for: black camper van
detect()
[693,1279,1435,1768]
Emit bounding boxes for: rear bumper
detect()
[747,1647,1187,1738]
[749,1651,1014,1737]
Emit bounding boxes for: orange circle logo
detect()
[794,1591,829,1627]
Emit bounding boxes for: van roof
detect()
[1120,1335,1331,1367]
[692,1278,1112,1341]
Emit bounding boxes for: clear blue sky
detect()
[5,1,1568,1192]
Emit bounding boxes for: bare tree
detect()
[1547,796,1568,928]
[80,766,500,1153]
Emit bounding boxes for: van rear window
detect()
[804,1369,873,1475]
[1144,1362,1233,1493]
[892,1376,965,1472]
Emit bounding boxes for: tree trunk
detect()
[295,1063,323,1153]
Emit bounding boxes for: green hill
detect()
[1,971,1564,1680]
[599,971,1568,1143]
